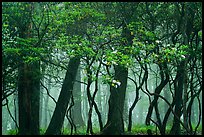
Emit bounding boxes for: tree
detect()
[2,2,202,135]
[12,3,40,135]
[45,3,90,134]
[101,4,135,133]
[70,67,85,129]
[45,57,80,135]
[3,2,52,135]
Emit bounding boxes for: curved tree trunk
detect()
[170,61,185,135]
[145,63,169,134]
[128,64,148,131]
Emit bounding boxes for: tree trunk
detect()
[71,67,85,129]
[18,62,40,135]
[45,57,80,135]
[17,3,40,135]
[128,65,147,131]
[44,76,51,128]
[101,65,128,135]
[170,61,185,135]
[145,63,169,135]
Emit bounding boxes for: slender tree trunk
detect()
[82,83,88,126]
[170,61,185,135]
[145,63,169,135]
[102,85,110,124]
[183,60,188,134]
[123,95,129,128]
[128,65,147,131]
[39,77,44,130]
[71,67,85,129]
[45,57,80,135]
[44,76,51,128]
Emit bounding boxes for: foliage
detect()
[6,124,202,135]
[7,129,18,135]
[2,2,202,135]
[129,124,156,135]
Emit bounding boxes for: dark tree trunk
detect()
[145,63,169,135]
[170,61,185,135]
[101,65,128,135]
[128,64,148,131]
[101,20,132,135]
[18,62,40,135]
[45,57,80,135]
[17,3,40,135]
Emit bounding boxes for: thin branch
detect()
[6,98,19,129]
[40,81,57,104]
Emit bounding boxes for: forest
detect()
[2,2,202,135]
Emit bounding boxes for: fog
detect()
[2,63,202,134]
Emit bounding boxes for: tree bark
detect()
[71,67,85,129]
[101,65,128,135]
[45,57,80,135]
[17,3,40,135]
[18,62,40,135]
[170,61,185,135]
[128,64,147,131]
[145,63,169,135]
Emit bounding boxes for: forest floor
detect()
[5,124,202,135]
[48,124,203,135]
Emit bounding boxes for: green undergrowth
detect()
[6,128,46,135]
[6,124,202,135]
[7,129,18,135]
[62,126,100,135]
[125,124,202,135]
[125,124,157,135]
